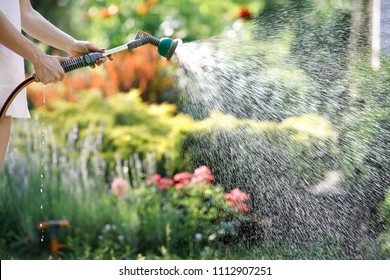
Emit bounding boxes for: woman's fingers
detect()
[33,55,68,84]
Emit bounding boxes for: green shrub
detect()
[41,89,194,174]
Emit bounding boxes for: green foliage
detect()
[339,55,390,194]
[330,55,390,257]
[31,0,353,47]
[42,89,193,174]
[168,183,238,256]
[378,188,390,258]
[66,0,262,48]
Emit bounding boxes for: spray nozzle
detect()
[126,30,179,60]
[157,37,179,60]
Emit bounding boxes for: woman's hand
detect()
[68,40,113,68]
[32,54,69,84]
[33,40,114,84]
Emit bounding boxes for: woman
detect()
[0,0,110,167]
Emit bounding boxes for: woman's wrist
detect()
[27,45,46,67]
[64,38,79,55]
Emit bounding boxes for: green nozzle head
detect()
[157,38,179,60]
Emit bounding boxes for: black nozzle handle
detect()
[61,52,104,73]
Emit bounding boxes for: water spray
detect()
[0,31,179,122]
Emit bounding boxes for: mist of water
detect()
[172,11,390,256]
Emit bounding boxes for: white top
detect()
[0,0,30,118]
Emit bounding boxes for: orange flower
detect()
[137,3,149,15]
[148,0,158,6]
[238,7,252,20]
[99,8,110,19]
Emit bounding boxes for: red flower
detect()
[147,174,173,190]
[236,203,250,213]
[225,188,249,202]
[225,188,250,213]
[173,183,185,190]
[173,171,192,189]
[157,178,174,190]
[191,165,214,184]
[238,7,252,20]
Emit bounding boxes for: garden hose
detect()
[0,31,179,122]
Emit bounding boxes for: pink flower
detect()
[191,165,214,184]
[225,188,250,213]
[111,177,130,196]
[173,172,192,189]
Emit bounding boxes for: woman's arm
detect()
[0,10,44,67]
[20,0,105,59]
[20,0,76,54]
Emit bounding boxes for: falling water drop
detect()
[40,85,47,243]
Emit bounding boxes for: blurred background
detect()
[1,0,390,260]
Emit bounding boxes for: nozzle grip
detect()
[61,52,104,73]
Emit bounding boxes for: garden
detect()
[1,0,390,260]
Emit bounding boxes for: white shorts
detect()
[0,0,31,119]
[0,71,31,118]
